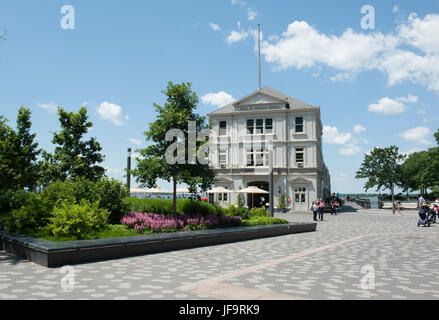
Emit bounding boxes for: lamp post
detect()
[127,148,132,193]
[268,142,274,217]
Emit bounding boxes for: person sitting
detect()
[418,201,429,222]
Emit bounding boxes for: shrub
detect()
[43,178,129,224]
[3,193,53,234]
[124,198,222,217]
[248,207,269,218]
[242,217,288,226]
[226,204,250,219]
[0,189,33,215]
[278,193,286,210]
[45,200,109,240]
[178,199,217,216]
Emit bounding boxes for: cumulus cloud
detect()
[368,97,406,115]
[399,126,432,145]
[368,94,418,115]
[209,23,220,31]
[323,126,352,145]
[258,14,439,92]
[201,91,236,107]
[226,29,251,44]
[353,125,366,134]
[97,102,127,126]
[38,102,58,114]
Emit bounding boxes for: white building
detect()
[208,86,331,211]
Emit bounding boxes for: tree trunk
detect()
[173,178,177,216]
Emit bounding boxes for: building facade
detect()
[208,87,331,211]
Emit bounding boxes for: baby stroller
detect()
[428,207,437,224]
[418,203,431,227]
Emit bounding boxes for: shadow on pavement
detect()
[0,252,26,265]
[340,205,359,213]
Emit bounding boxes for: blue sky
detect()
[0,0,438,193]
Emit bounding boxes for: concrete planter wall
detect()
[0,222,316,268]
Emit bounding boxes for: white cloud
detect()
[399,126,432,145]
[129,138,142,146]
[339,144,362,156]
[393,5,400,14]
[396,94,418,103]
[330,72,356,82]
[209,23,221,31]
[353,125,366,134]
[258,14,439,93]
[226,29,250,44]
[38,102,58,114]
[201,91,236,107]
[368,94,418,115]
[323,126,352,145]
[247,8,258,21]
[97,102,127,126]
[368,97,406,115]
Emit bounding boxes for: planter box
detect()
[0,222,317,268]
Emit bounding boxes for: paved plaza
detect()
[1,203,439,300]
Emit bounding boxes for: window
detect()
[294,188,307,203]
[247,120,254,134]
[219,150,227,166]
[295,117,304,133]
[247,148,267,167]
[255,148,265,167]
[219,121,227,136]
[265,119,273,134]
[296,148,304,167]
[223,193,228,201]
[219,193,223,201]
[246,148,254,167]
[256,119,264,134]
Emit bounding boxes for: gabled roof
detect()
[208,86,315,116]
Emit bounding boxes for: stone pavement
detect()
[1,203,439,300]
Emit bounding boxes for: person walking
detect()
[397,201,402,215]
[318,198,325,221]
[418,195,425,209]
[330,199,336,215]
[311,201,318,221]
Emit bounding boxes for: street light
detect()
[127,148,132,193]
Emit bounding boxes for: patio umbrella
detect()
[238,186,269,208]
[206,186,233,193]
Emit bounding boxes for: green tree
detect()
[42,107,105,183]
[132,81,216,215]
[0,107,41,191]
[356,146,406,213]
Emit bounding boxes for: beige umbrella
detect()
[207,186,233,204]
[206,186,233,193]
[238,186,269,208]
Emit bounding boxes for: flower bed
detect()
[121,212,242,233]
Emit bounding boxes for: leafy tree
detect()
[132,81,216,215]
[0,107,41,191]
[42,107,105,183]
[401,151,434,195]
[356,146,406,213]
